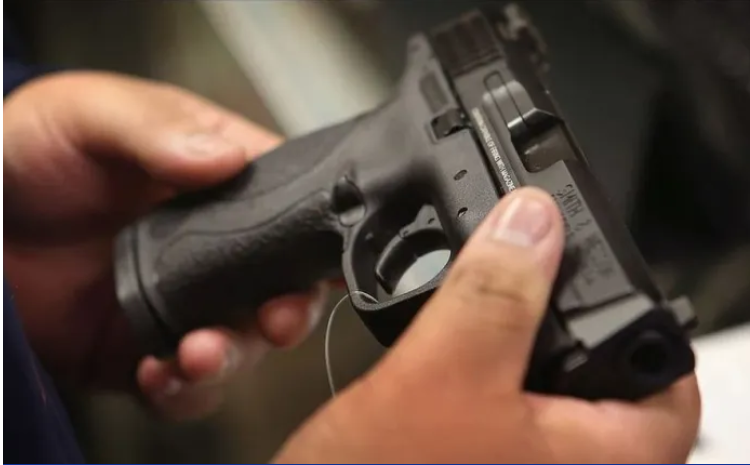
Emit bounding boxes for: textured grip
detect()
[115,121,356,356]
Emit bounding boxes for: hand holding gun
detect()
[114,4,696,402]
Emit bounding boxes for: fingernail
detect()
[221,343,242,377]
[162,377,183,397]
[307,282,329,334]
[179,132,241,158]
[199,343,243,387]
[491,196,552,247]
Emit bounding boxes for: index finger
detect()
[533,373,701,463]
[620,374,702,462]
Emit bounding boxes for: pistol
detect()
[114,5,696,401]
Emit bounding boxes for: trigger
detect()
[375,234,416,295]
[375,206,447,296]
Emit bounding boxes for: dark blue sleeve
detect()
[4,283,85,464]
[4,16,86,465]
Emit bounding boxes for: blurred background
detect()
[6,0,750,463]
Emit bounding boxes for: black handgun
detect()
[114,5,696,401]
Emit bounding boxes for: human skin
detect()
[4,71,327,420]
[274,188,701,464]
[3,71,701,462]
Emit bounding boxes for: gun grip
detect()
[115,120,358,356]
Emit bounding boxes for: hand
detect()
[274,188,701,463]
[4,71,328,420]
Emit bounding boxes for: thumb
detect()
[56,72,280,188]
[394,187,565,392]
